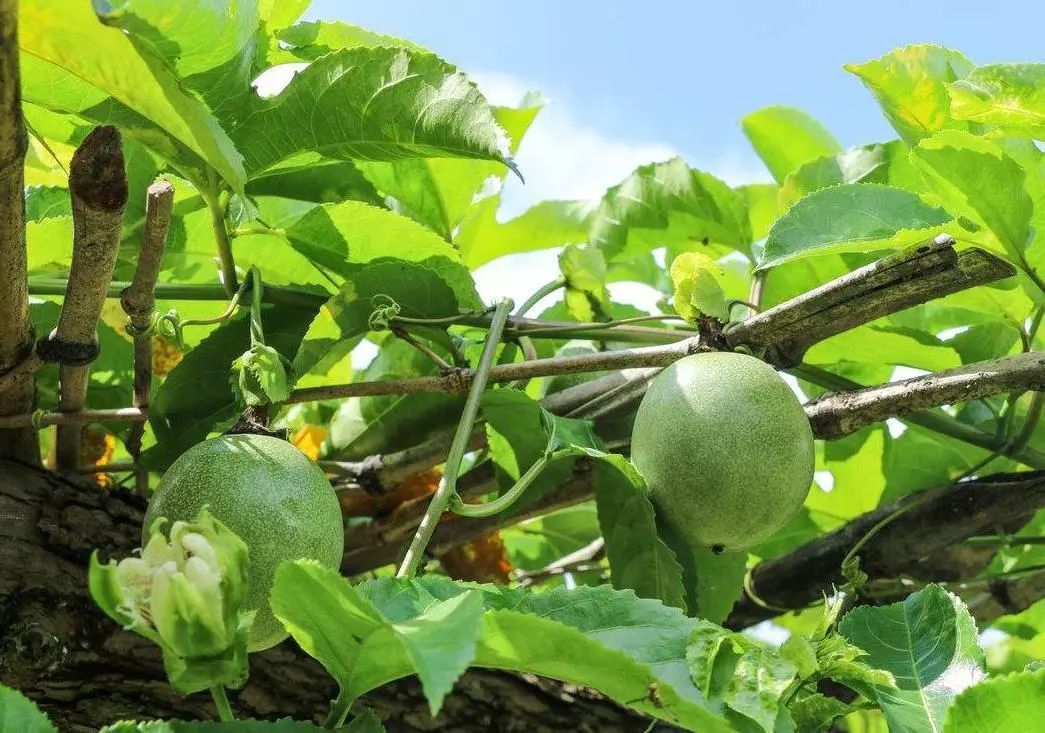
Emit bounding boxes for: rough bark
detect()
[0,460,658,732]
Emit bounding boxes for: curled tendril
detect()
[124,309,185,348]
[368,294,402,331]
[30,409,46,431]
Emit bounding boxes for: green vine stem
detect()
[247,267,265,347]
[323,694,352,729]
[200,178,238,296]
[209,685,235,722]
[449,452,556,518]
[395,297,514,578]
[515,276,565,317]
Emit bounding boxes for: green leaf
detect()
[230,343,293,407]
[948,63,1045,139]
[273,564,734,731]
[357,101,542,240]
[779,143,896,208]
[670,251,729,322]
[94,0,260,124]
[245,159,383,205]
[231,47,513,176]
[656,520,746,624]
[457,198,593,268]
[586,452,688,612]
[276,20,427,61]
[143,304,318,469]
[741,106,842,183]
[845,44,975,145]
[790,692,855,733]
[589,157,751,263]
[759,183,953,270]
[839,584,986,733]
[501,505,601,572]
[804,324,960,372]
[736,183,781,241]
[0,684,56,733]
[559,244,611,321]
[329,339,463,459]
[911,130,1033,259]
[943,667,1045,732]
[686,620,798,732]
[293,256,477,379]
[21,0,245,187]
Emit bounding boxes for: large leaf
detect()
[231,47,513,176]
[778,142,897,208]
[845,45,975,145]
[948,63,1045,139]
[943,668,1045,732]
[276,20,427,61]
[659,519,747,625]
[293,255,478,379]
[94,0,260,123]
[143,303,319,469]
[456,197,593,268]
[357,102,542,240]
[804,324,960,372]
[759,183,953,270]
[244,159,383,205]
[911,130,1033,259]
[740,106,841,183]
[839,584,986,733]
[0,684,56,733]
[589,157,751,263]
[272,563,734,731]
[20,0,245,187]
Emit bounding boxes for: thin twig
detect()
[54,127,128,470]
[121,180,174,492]
[0,0,38,463]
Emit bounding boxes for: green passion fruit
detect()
[630,352,814,552]
[144,433,344,651]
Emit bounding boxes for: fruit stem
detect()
[247,267,265,347]
[449,452,554,518]
[395,297,514,578]
[210,685,235,722]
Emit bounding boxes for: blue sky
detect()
[305,1,1044,305]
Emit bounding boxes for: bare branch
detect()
[50,127,127,470]
[0,0,38,463]
[121,180,173,490]
[725,237,1016,366]
[0,407,145,429]
[725,470,1045,629]
[806,352,1045,439]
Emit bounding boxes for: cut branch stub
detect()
[51,126,128,470]
[725,235,1016,367]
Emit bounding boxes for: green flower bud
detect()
[88,506,254,694]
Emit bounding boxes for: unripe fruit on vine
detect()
[630,352,814,552]
[144,434,344,651]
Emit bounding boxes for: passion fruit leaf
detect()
[759,183,954,270]
[456,196,593,269]
[231,47,513,176]
[839,584,986,733]
[845,44,975,145]
[0,683,57,733]
[272,563,734,732]
[20,0,246,188]
[740,106,841,184]
[589,157,751,263]
[777,142,896,209]
[948,63,1045,139]
[911,130,1033,259]
[943,667,1045,733]
[804,324,960,371]
[657,520,746,623]
[669,251,729,322]
[293,257,478,377]
[143,304,318,470]
[559,244,611,321]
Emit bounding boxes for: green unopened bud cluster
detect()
[89,507,254,694]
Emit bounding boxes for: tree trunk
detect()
[0,460,657,732]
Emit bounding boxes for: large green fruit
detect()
[630,352,814,552]
[144,434,344,651]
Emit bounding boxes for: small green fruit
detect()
[630,352,813,552]
[144,434,344,651]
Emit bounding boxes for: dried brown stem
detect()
[121,180,174,490]
[52,127,127,470]
[0,0,38,463]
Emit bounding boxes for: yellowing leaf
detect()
[670,252,729,322]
